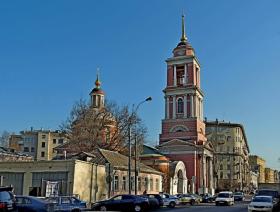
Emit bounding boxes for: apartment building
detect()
[249,155,266,183]
[205,120,250,192]
[8,129,68,160]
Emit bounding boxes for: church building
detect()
[158,15,214,195]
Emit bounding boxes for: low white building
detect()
[250,171,258,190]
[0,149,163,204]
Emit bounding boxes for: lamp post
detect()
[127,97,152,195]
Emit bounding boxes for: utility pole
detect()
[127,97,152,195]
[134,97,152,195]
[134,133,138,195]
[215,119,219,192]
[128,125,132,194]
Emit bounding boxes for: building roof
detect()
[205,120,250,153]
[90,87,105,95]
[0,147,33,159]
[141,144,164,157]
[94,148,163,175]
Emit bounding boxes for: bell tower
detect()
[90,73,105,109]
[159,14,205,144]
[159,15,213,195]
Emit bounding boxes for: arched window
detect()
[170,125,189,133]
[177,98,184,113]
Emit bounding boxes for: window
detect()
[227,164,231,170]
[61,197,71,204]
[53,139,56,144]
[24,147,29,152]
[41,151,45,157]
[15,197,31,204]
[41,142,45,148]
[220,164,223,170]
[176,66,185,86]
[220,172,223,179]
[149,178,153,191]
[130,176,135,191]
[114,176,119,191]
[179,76,185,85]
[177,98,184,113]
[58,139,63,144]
[144,177,149,190]
[42,135,46,139]
[122,176,126,191]
[112,195,122,201]
[138,177,141,191]
[31,147,35,152]
[71,197,80,204]
[155,179,159,191]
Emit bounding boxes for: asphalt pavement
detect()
[154,201,248,212]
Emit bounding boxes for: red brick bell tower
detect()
[159,15,214,195]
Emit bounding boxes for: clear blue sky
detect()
[1,0,280,169]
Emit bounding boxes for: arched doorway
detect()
[177,169,184,194]
[170,161,188,194]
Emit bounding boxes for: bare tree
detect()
[60,99,147,154]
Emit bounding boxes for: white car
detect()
[215,191,234,206]
[160,193,179,208]
[248,196,275,212]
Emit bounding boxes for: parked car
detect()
[142,194,163,208]
[201,193,215,203]
[255,189,280,210]
[139,195,159,209]
[233,192,245,201]
[248,195,276,212]
[91,194,149,212]
[177,194,198,205]
[215,191,234,206]
[15,195,50,212]
[160,193,179,208]
[0,186,16,211]
[45,196,87,212]
[191,194,202,203]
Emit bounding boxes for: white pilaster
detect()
[193,94,197,118]
[172,96,176,119]
[183,95,187,118]
[173,65,177,86]
[209,157,214,195]
[198,98,201,120]
[203,155,207,190]
[201,99,204,120]
[190,95,194,117]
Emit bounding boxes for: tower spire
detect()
[181,14,187,42]
[95,68,101,89]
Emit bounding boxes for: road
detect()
[154,202,248,212]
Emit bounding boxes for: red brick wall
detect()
[167,65,173,86]
[188,63,194,84]
[168,97,173,118]
[187,95,191,117]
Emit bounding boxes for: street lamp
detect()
[127,97,152,195]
